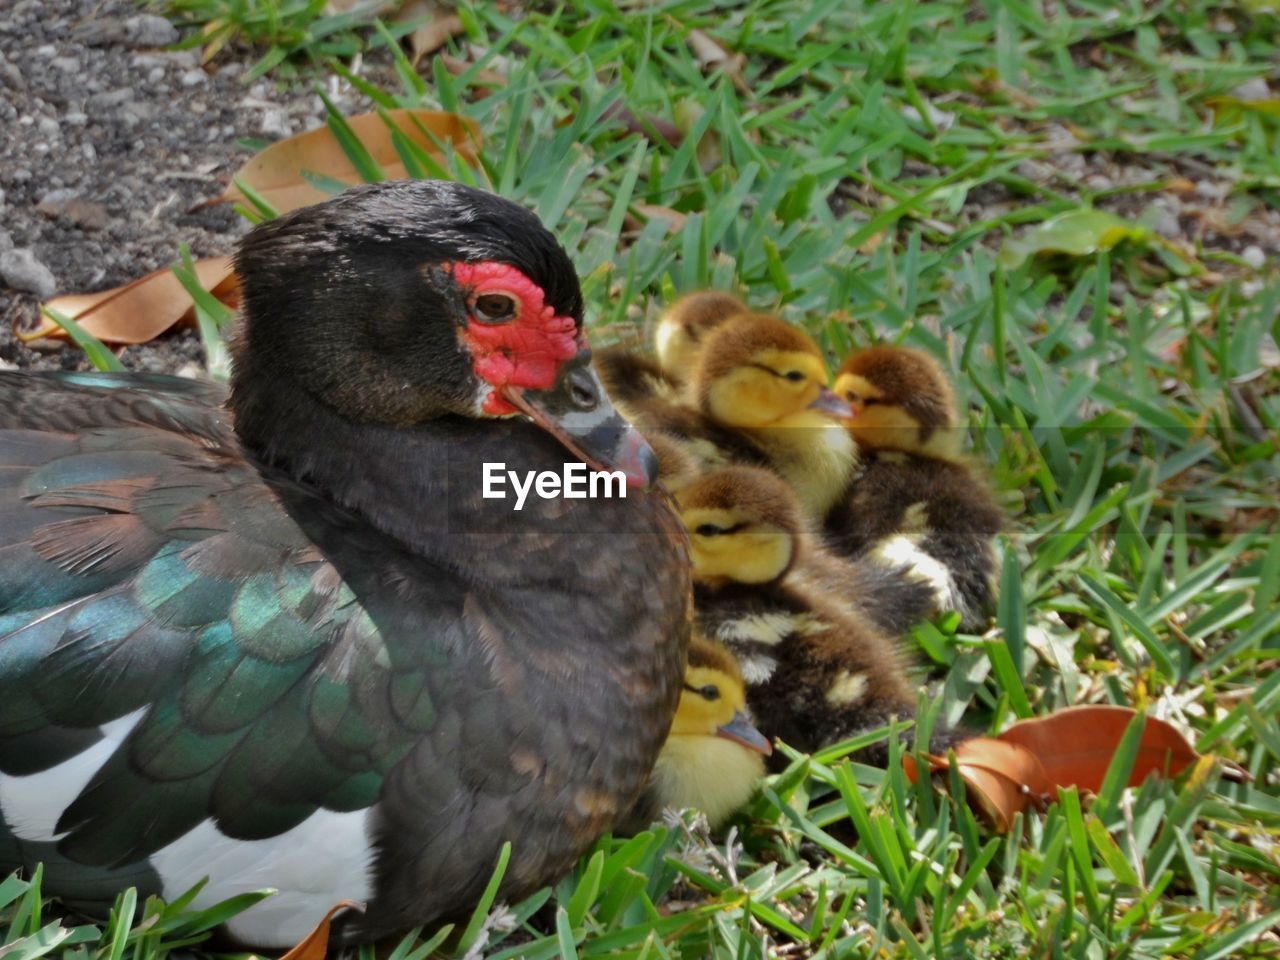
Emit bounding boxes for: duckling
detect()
[0,180,690,948]
[828,346,1003,628]
[622,637,770,832]
[653,290,751,382]
[643,313,860,521]
[678,466,932,762]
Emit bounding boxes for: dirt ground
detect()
[0,0,368,373]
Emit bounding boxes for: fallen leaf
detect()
[906,738,1050,833]
[906,706,1246,833]
[439,52,506,87]
[685,28,747,94]
[218,109,479,214]
[628,203,688,233]
[394,0,464,65]
[998,705,1200,792]
[999,209,1152,268]
[27,257,238,345]
[278,900,364,960]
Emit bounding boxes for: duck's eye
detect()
[782,370,806,383]
[844,391,859,403]
[695,524,724,538]
[700,684,721,701]
[862,397,881,407]
[473,293,517,324]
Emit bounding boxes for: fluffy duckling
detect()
[623,637,771,831]
[827,346,1003,628]
[653,290,751,382]
[641,313,859,521]
[678,466,933,762]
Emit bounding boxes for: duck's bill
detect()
[808,386,856,421]
[503,352,658,490]
[715,711,773,756]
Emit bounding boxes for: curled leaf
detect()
[28,257,238,346]
[905,705,1243,833]
[998,705,1201,792]
[217,109,479,215]
[394,0,464,65]
[278,900,364,960]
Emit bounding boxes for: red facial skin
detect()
[450,261,580,415]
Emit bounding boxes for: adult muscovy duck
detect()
[0,180,690,947]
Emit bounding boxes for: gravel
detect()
[0,0,366,372]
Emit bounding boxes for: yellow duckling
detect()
[622,637,771,831]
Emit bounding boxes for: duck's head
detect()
[833,346,957,457]
[653,290,750,381]
[669,638,770,754]
[676,466,802,586]
[651,636,768,826]
[691,314,851,429]
[231,179,656,487]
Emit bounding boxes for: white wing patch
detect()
[0,711,374,948]
[0,708,146,841]
[874,532,968,621]
[825,670,869,706]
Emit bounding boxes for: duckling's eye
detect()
[862,397,881,407]
[782,370,806,383]
[473,293,517,324]
[695,524,724,538]
[699,684,721,701]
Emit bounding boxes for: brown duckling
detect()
[827,346,1003,628]
[677,466,938,763]
[653,290,752,383]
[638,313,859,521]
[622,637,771,831]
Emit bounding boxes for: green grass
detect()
[14,0,1279,957]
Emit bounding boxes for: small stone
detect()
[0,248,57,300]
[0,229,12,252]
[73,17,127,47]
[87,87,134,110]
[1231,77,1271,102]
[38,187,78,208]
[35,44,56,57]
[147,66,164,84]
[1194,180,1230,202]
[259,108,292,139]
[180,68,207,87]
[123,14,178,48]
[1242,245,1266,269]
[36,116,59,137]
[51,56,79,73]
[64,111,87,126]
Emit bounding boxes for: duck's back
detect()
[0,371,689,946]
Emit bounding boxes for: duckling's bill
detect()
[716,710,772,755]
[502,351,659,489]
[807,386,856,421]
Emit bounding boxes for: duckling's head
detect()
[232,179,655,486]
[653,637,770,827]
[692,314,851,429]
[676,466,802,586]
[834,346,958,456]
[653,290,750,380]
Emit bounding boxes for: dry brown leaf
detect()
[278,900,364,960]
[438,52,506,87]
[394,0,464,65]
[905,738,1050,833]
[219,109,479,215]
[905,706,1244,834]
[998,705,1200,793]
[28,257,238,345]
[685,28,747,93]
[627,204,688,234]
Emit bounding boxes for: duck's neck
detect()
[743,412,859,521]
